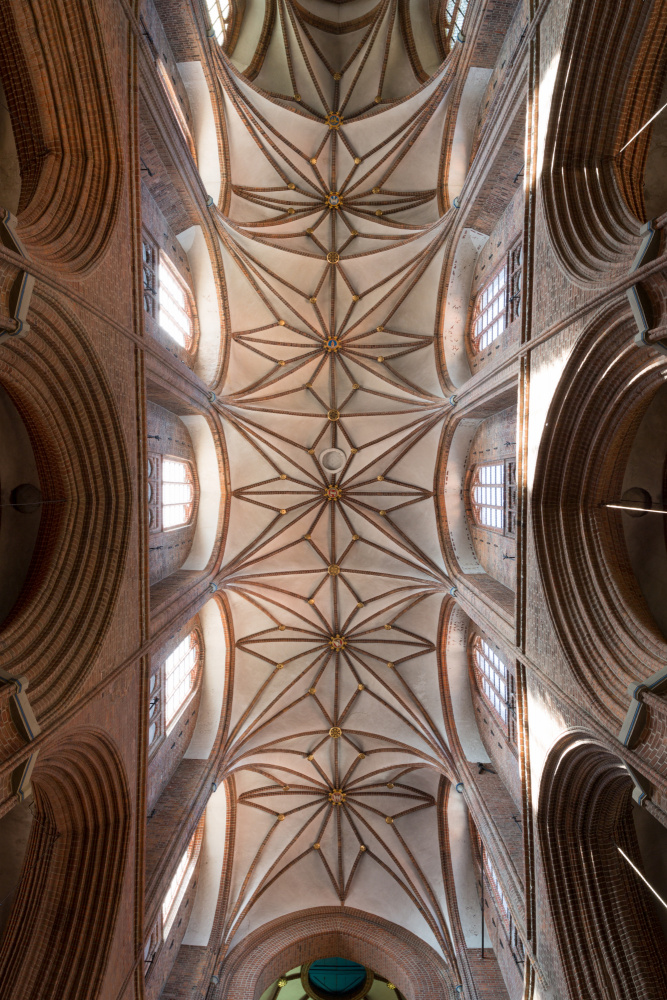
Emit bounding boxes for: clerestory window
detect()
[159,254,195,350]
[165,631,199,727]
[206,0,232,45]
[472,266,506,352]
[162,459,196,530]
[473,636,509,724]
[470,240,523,354]
[445,1,468,44]
[483,846,525,964]
[148,629,200,751]
[162,832,197,936]
[469,460,517,536]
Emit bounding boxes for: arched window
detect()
[477,835,525,966]
[486,849,510,921]
[472,265,506,351]
[206,0,231,45]
[470,462,505,530]
[148,670,159,747]
[162,459,195,529]
[159,255,195,350]
[162,831,197,937]
[469,461,516,535]
[446,0,468,38]
[165,631,199,727]
[148,630,200,752]
[156,61,195,158]
[470,243,523,355]
[473,635,510,726]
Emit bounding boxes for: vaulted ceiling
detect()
[211,0,466,967]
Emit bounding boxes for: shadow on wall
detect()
[0,731,130,1000]
[0,384,42,627]
[620,380,667,639]
[0,800,33,943]
[643,68,667,220]
[632,800,667,943]
[539,735,667,1000]
[0,78,20,214]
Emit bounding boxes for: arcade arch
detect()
[0,731,130,1000]
[538,734,667,1000]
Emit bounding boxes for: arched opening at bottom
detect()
[0,800,33,943]
[0,731,130,1000]
[217,908,455,1000]
[260,958,400,1000]
[539,735,667,1000]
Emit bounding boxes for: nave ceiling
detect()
[208,0,468,967]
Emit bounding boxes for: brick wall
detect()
[466,948,511,1000]
[0,4,667,1000]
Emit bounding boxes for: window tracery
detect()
[142,235,157,318]
[148,630,201,751]
[147,456,196,532]
[472,266,506,352]
[469,460,517,536]
[444,0,468,46]
[156,60,195,157]
[161,830,199,938]
[165,632,199,727]
[470,461,505,530]
[163,458,196,529]
[206,0,232,45]
[159,254,195,350]
[470,241,523,354]
[473,635,510,726]
[483,848,524,965]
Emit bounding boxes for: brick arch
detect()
[538,732,667,1000]
[0,0,122,274]
[216,907,455,1000]
[0,290,131,723]
[531,302,667,727]
[540,0,667,285]
[0,729,131,1000]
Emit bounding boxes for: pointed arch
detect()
[0,730,131,1000]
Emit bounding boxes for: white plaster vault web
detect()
[209,0,466,968]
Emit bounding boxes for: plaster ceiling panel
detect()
[391,248,448,330]
[229,851,342,949]
[253,15,295,96]
[345,860,445,958]
[410,0,443,77]
[305,0,379,20]
[229,0,272,71]
[222,96,283,195]
[218,243,273,323]
[207,1,469,965]
[382,19,420,103]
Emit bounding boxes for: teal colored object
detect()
[308,958,366,996]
